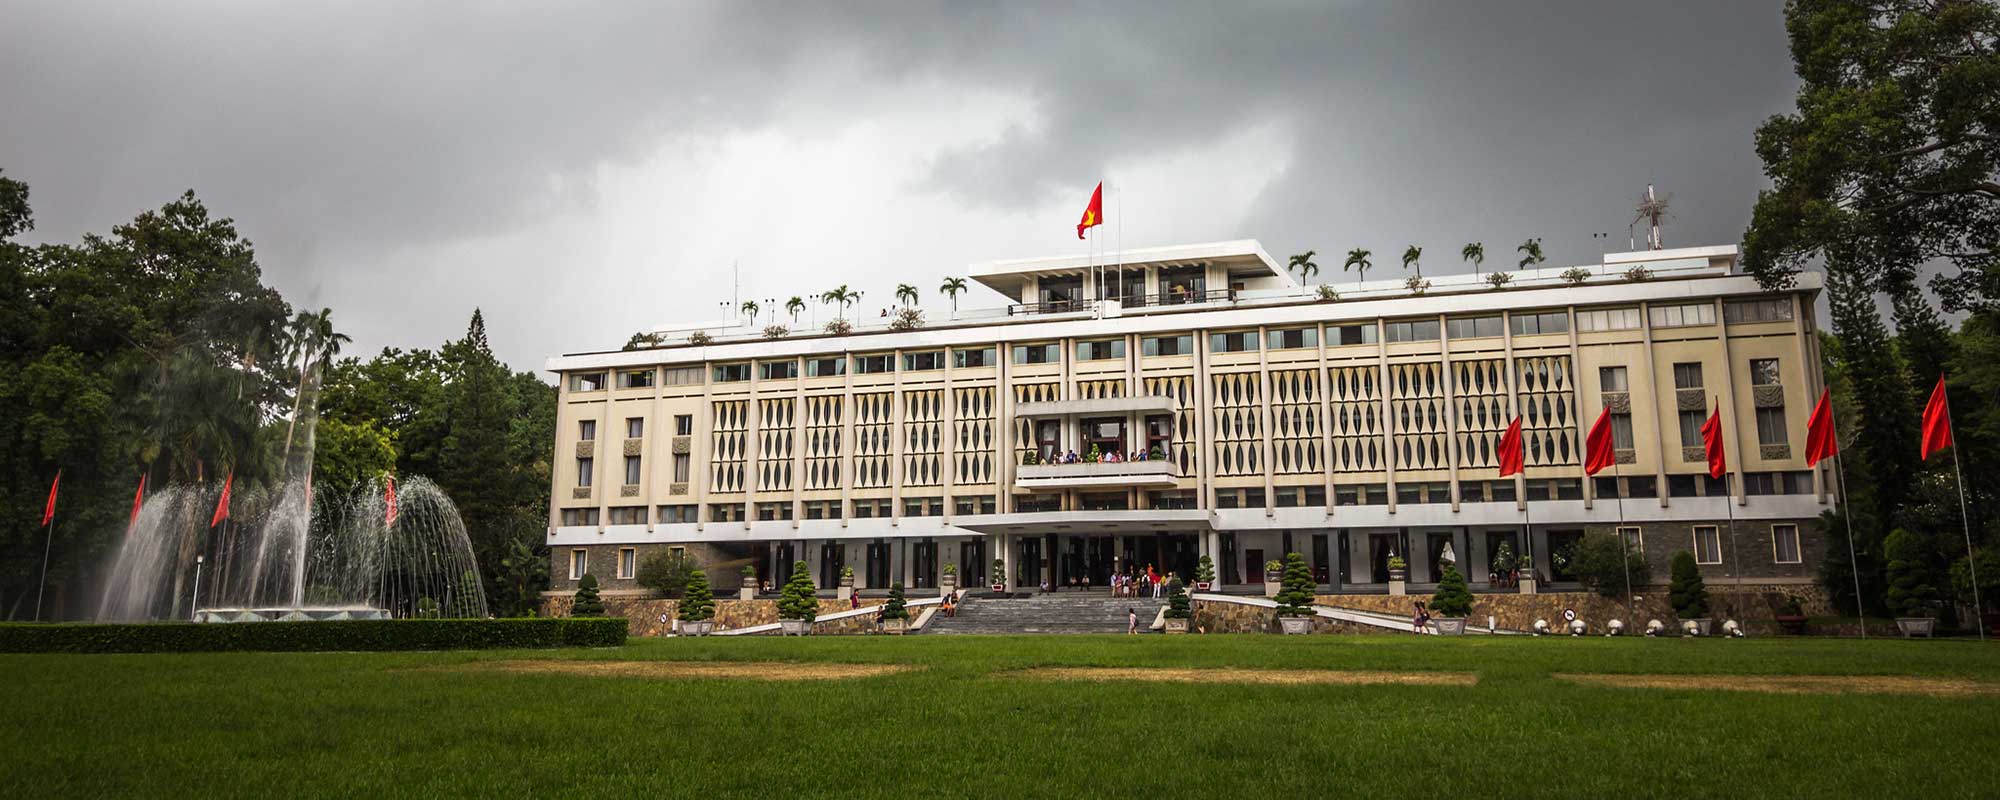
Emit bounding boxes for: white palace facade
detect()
[543,240,1829,598]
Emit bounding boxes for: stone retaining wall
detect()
[1194,584,1832,635]
[540,596,896,636]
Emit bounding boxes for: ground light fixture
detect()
[1645,619,1665,636]
[1606,618,1624,636]
[1722,619,1745,638]
[1570,619,1587,636]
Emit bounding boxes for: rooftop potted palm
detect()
[679,568,715,636]
[1885,529,1937,638]
[1429,562,1473,635]
[881,581,911,634]
[777,560,817,635]
[1274,552,1316,634]
[1195,554,1216,591]
[1163,578,1192,634]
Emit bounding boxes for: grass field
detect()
[5,635,1999,798]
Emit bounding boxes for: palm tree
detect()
[1461,242,1485,277]
[1343,248,1372,288]
[895,283,918,307]
[938,277,967,314]
[819,285,861,321]
[1287,251,1319,283]
[282,308,349,464]
[785,296,806,324]
[1402,245,1423,278]
[739,299,759,321]
[1517,238,1545,269]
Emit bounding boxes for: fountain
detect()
[97,475,488,622]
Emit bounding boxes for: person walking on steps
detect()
[1128,607,1138,634]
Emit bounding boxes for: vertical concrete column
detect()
[1639,301,1669,509]
[1000,533,1015,592]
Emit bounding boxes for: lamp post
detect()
[190,554,205,622]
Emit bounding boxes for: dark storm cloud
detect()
[0,1,1795,369]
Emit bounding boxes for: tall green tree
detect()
[439,309,519,596]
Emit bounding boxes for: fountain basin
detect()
[195,607,391,623]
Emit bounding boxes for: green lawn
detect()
[5,635,1998,798]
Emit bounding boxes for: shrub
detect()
[1084,443,1102,463]
[1430,563,1473,617]
[1491,541,1518,575]
[992,558,1007,586]
[1567,532,1648,598]
[762,325,789,339]
[1404,275,1431,294]
[1668,551,1709,619]
[1560,266,1593,285]
[777,560,818,621]
[1950,547,2000,612]
[686,330,713,345]
[679,569,715,622]
[1022,450,1041,465]
[1623,265,1654,282]
[571,573,605,617]
[1315,284,1339,302]
[1196,554,1216,585]
[637,551,696,598]
[1165,578,1192,619]
[0,618,627,653]
[882,582,910,620]
[823,319,852,335]
[1485,271,1513,289]
[889,307,925,330]
[942,563,956,576]
[1388,555,1408,573]
[1884,528,1938,618]
[1274,552,1316,617]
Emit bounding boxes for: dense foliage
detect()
[1565,532,1648,599]
[777,560,817,621]
[637,550,696,598]
[0,617,625,653]
[571,573,604,617]
[1274,552,1315,617]
[1164,577,1191,619]
[1195,554,1215,585]
[679,569,714,622]
[1884,528,1939,618]
[882,582,909,621]
[1429,563,1472,618]
[1668,552,1710,620]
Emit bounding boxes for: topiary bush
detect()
[1668,551,1709,619]
[571,573,605,617]
[1165,578,1191,619]
[1430,563,1473,617]
[777,560,818,621]
[1274,552,1316,617]
[1884,528,1939,619]
[0,618,627,653]
[679,569,715,622]
[882,582,910,620]
[992,558,1006,586]
[1196,554,1216,586]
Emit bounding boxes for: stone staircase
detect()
[925,593,1165,635]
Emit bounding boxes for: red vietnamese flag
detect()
[385,475,399,526]
[128,474,147,530]
[1496,416,1525,477]
[1921,374,1953,460]
[1076,182,1103,239]
[1583,408,1617,475]
[1804,388,1838,466]
[41,470,60,527]
[1700,400,1727,479]
[211,475,233,528]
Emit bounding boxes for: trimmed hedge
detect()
[0,617,628,654]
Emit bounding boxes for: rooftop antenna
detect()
[1631,183,1673,251]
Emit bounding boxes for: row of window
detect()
[1593,471,1813,499]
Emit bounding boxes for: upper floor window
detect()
[1385,319,1440,342]
[1577,307,1642,332]
[805,357,845,377]
[902,351,944,371]
[1076,339,1125,361]
[1142,335,1193,356]
[1600,366,1629,392]
[1330,323,1377,345]
[572,372,606,392]
[1750,358,1781,386]
[952,347,996,368]
[1267,327,1317,350]
[1012,342,1060,364]
[662,366,703,385]
[1673,362,1704,389]
[674,414,693,435]
[620,369,654,389]
[1649,302,1716,328]
[759,360,798,380]
[712,363,749,382]
[1209,331,1259,353]
[1446,315,1503,339]
[853,354,895,374]
[1509,311,1568,336]
[625,417,643,438]
[578,420,597,441]
[1724,298,1793,324]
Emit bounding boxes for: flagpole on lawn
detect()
[1611,453,1634,624]
[34,493,57,622]
[1944,388,1985,641]
[1832,451,1866,639]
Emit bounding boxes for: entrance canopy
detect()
[949,509,1212,536]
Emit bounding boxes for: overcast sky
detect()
[1,1,1798,374]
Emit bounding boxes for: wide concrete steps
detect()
[925,594,1165,635]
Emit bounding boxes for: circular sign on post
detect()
[658,613,669,625]
[1562,608,1576,622]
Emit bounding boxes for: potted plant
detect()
[837,565,855,601]
[1885,529,1938,638]
[1560,266,1592,286]
[1429,562,1473,635]
[1668,551,1711,636]
[1263,559,1284,598]
[940,563,958,597]
[1022,450,1041,466]
[1387,554,1408,582]
[740,564,759,601]
[678,568,715,636]
[991,558,1007,593]
[776,560,817,635]
[1772,596,1807,636]
[1163,578,1192,634]
[880,582,911,634]
[1491,542,1517,586]
[1315,284,1339,302]
[1195,554,1216,591]
[1274,552,1316,634]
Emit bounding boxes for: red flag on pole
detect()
[1496,416,1524,477]
[1805,388,1838,466]
[385,475,399,526]
[1076,182,1103,239]
[211,475,233,528]
[1701,400,1728,479]
[41,470,60,527]
[1921,374,1953,460]
[128,474,147,530]
[1583,408,1616,475]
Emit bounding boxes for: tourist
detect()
[849,592,860,610]
[1127,607,1138,634]
[941,594,956,617]
[1104,450,1119,463]
[1111,572,1122,597]
[1412,600,1430,634]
